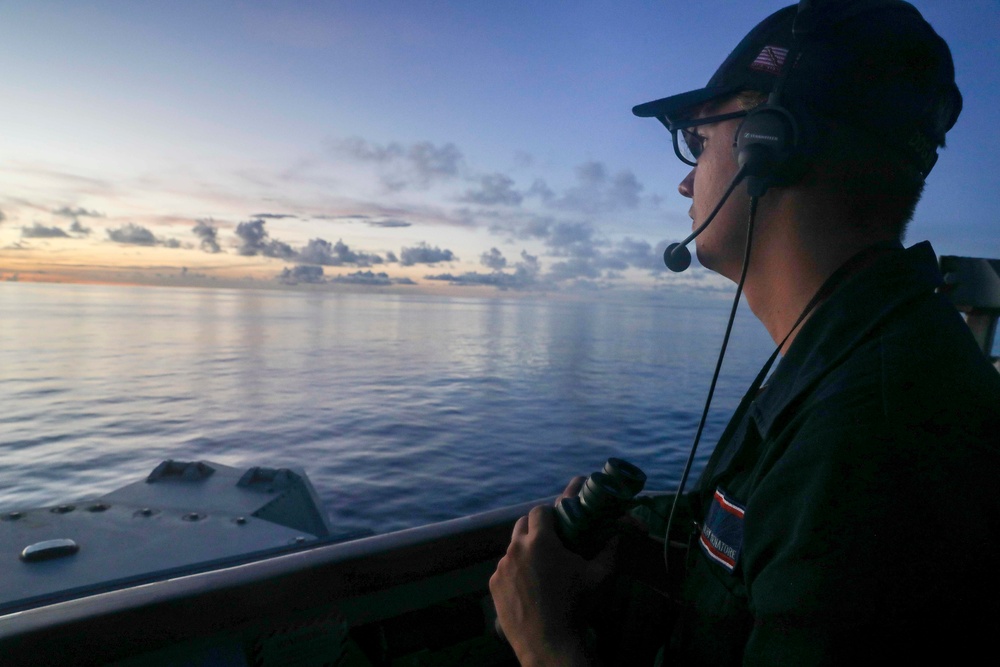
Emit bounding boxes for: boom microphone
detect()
[663,242,692,272]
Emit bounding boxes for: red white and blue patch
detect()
[698,487,746,572]
[750,46,788,75]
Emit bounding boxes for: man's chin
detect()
[695,248,739,283]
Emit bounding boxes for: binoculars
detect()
[493,458,648,643]
[554,457,647,558]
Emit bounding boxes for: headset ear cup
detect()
[733,104,801,193]
[773,98,818,186]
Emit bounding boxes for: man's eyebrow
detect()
[674,101,721,124]
[697,98,731,118]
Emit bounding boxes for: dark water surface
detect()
[0,282,774,535]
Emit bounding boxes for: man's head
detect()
[634,0,962,237]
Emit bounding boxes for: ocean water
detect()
[0,281,775,535]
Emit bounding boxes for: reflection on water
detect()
[0,282,774,534]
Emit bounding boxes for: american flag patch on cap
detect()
[750,46,788,75]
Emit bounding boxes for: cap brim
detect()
[632,85,738,121]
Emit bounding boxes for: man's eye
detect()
[682,130,705,161]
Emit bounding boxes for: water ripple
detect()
[0,282,775,533]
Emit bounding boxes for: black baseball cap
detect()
[633,0,962,177]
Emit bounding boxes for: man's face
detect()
[676,97,750,281]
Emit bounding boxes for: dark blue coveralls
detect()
[666,242,1000,664]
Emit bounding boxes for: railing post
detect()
[939,255,1000,370]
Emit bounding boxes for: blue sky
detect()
[1,1,997,294]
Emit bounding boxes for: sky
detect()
[1,1,998,296]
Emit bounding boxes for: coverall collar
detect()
[751,241,943,439]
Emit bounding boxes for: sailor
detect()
[490,1,1000,664]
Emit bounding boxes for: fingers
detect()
[557,476,587,504]
[513,503,554,535]
[507,505,555,553]
[511,514,529,538]
[528,504,555,531]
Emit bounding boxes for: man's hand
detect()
[489,498,616,667]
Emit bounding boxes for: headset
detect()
[732,0,922,195]
[731,1,816,198]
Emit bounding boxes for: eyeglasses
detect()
[659,110,749,167]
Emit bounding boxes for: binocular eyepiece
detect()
[554,457,646,558]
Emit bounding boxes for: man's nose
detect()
[678,168,695,198]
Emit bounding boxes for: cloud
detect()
[426,250,542,291]
[488,214,556,243]
[608,171,644,209]
[313,213,369,221]
[193,219,221,253]
[333,137,463,190]
[228,219,393,267]
[252,213,297,219]
[21,223,69,238]
[337,137,405,163]
[0,209,7,224]
[107,222,182,248]
[550,161,645,214]
[176,267,212,280]
[518,250,541,274]
[275,266,415,287]
[425,271,511,288]
[547,257,602,281]
[547,222,597,257]
[367,219,411,228]
[69,220,91,236]
[234,218,268,254]
[526,179,555,203]
[329,270,393,286]
[483,211,668,284]
[408,141,463,183]
[298,238,384,267]
[460,173,523,206]
[484,199,671,284]
[312,213,410,227]
[513,151,534,169]
[234,219,295,258]
[5,167,114,197]
[385,250,399,263]
[607,237,663,273]
[107,223,156,245]
[399,242,456,266]
[278,265,324,284]
[266,240,296,259]
[546,236,666,282]
[522,216,555,239]
[576,161,606,187]
[480,247,507,270]
[53,206,103,218]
